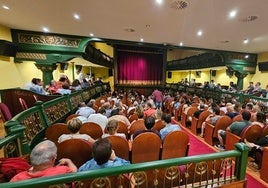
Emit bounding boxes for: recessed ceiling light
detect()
[156,0,163,5]
[179,42,183,46]
[229,10,237,18]
[89,33,94,37]
[2,5,10,10]
[197,30,203,36]
[243,38,249,44]
[140,38,144,42]
[42,27,50,33]
[73,13,80,20]
[245,55,249,59]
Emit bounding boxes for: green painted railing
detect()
[1,143,249,188]
[0,82,110,156]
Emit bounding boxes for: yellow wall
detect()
[166,68,237,87]
[0,25,39,89]
[1,23,268,91]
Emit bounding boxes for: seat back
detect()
[117,121,129,138]
[197,111,211,129]
[57,139,93,168]
[262,125,268,137]
[212,116,232,138]
[232,114,242,122]
[80,122,103,139]
[131,132,161,163]
[45,123,70,145]
[128,113,138,123]
[0,102,12,122]
[191,110,211,135]
[161,131,189,159]
[65,114,79,123]
[19,97,28,111]
[129,119,146,137]
[204,116,232,145]
[240,124,263,143]
[107,135,129,161]
[152,119,165,132]
[127,108,136,117]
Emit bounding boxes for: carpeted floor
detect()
[180,124,268,188]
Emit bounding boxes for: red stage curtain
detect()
[117,51,163,85]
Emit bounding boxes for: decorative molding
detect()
[16,52,47,60]
[18,33,81,48]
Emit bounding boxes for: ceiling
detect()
[0,0,268,53]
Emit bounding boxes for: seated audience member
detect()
[71,79,82,91]
[10,140,77,182]
[102,119,126,139]
[87,108,108,131]
[225,104,239,119]
[216,110,252,150]
[127,101,139,115]
[24,78,46,95]
[143,102,156,119]
[193,104,205,119]
[200,107,221,138]
[57,82,72,95]
[108,108,131,127]
[252,82,262,95]
[251,111,267,128]
[46,80,60,95]
[245,135,268,169]
[160,113,181,140]
[132,116,161,139]
[78,138,130,171]
[244,81,254,94]
[75,100,96,118]
[58,118,95,144]
[102,102,113,118]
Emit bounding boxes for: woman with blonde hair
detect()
[58,118,95,143]
[102,120,126,139]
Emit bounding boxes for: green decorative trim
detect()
[18,33,81,48]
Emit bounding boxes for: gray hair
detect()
[30,140,57,166]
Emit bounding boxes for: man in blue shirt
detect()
[160,113,181,140]
[78,138,130,171]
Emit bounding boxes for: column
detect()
[35,63,58,86]
[234,71,248,90]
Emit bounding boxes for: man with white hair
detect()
[10,140,77,182]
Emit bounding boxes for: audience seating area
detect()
[1,83,268,187]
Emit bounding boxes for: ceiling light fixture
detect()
[156,0,163,5]
[197,30,203,36]
[73,13,80,20]
[245,55,249,59]
[2,5,10,10]
[42,27,50,33]
[89,33,94,37]
[140,38,144,42]
[179,42,183,46]
[229,10,237,18]
[243,38,249,44]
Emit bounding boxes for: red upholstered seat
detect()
[0,102,12,122]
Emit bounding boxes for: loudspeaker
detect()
[258,62,268,71]
[0,40,18,57]
[211,70,216,76]
[167,71,172,78]
[226,68,233,76]
[196,71,201,77]
[75,65,82,72]
[60,63,68,70]
[108,68,113,76]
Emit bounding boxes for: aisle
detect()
[179,123,268,188]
